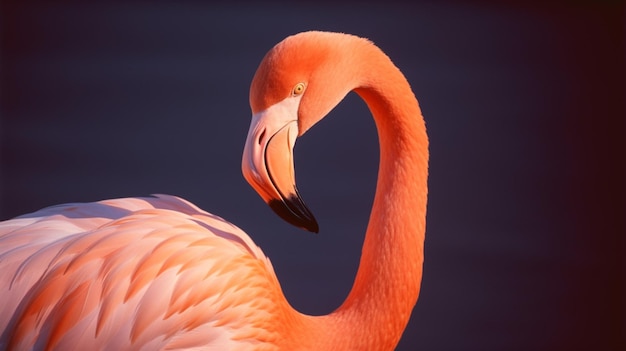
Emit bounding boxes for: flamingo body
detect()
[0,31,428,350]
[0,195,285,350]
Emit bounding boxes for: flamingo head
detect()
[241,32,365,233]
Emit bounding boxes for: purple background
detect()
[1,2,624,350]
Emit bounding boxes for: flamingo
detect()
[0,31,428,350]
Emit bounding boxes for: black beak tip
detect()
[268,197,319,233]
[306,218,320,234]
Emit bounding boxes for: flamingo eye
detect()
[292,83,305,96]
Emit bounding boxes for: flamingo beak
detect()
[242,98,319,233]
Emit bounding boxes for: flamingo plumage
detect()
[0,31,428,350]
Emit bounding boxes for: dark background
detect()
[1,1,624,350]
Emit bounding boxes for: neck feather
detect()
[300,42,429,350]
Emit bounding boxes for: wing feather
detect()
[0,195,283,350]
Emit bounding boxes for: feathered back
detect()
[0,195,281,350]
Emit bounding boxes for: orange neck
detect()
[300,43,429,350]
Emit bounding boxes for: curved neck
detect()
[309,46,429,350]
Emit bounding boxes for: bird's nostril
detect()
[258,129,266,145]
